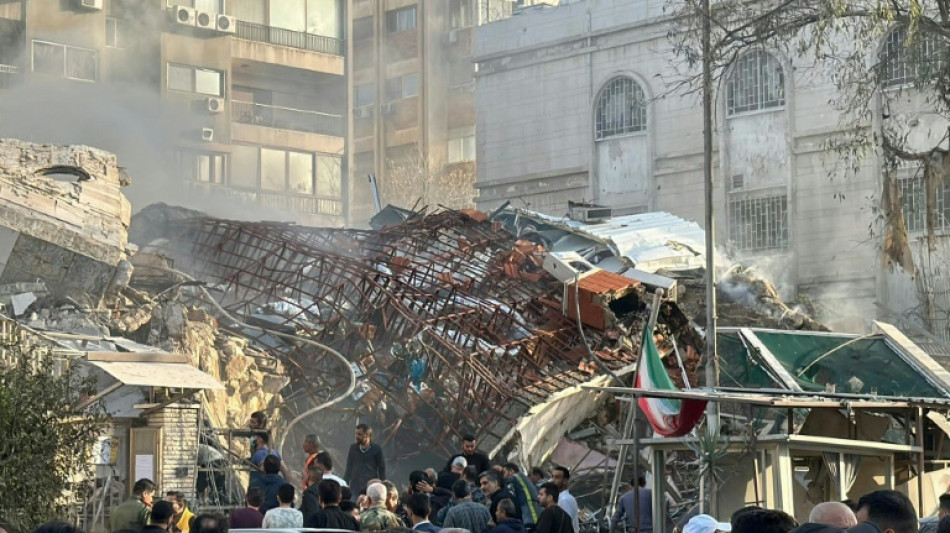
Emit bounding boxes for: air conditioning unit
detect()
[216,14,236,34]
[78,0,103,10]
[568,203,612,222]
[172,5,196,26]
[381,102,395,116]
[201,128,214,142]
[354,106,372,119]
[448,29,459,44]
[207,97,224,114]
[195,10,215,30]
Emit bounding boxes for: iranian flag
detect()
[635,326,707,437]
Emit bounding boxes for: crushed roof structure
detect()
[138,207,708,465]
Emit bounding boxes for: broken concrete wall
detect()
[0,139,132,301]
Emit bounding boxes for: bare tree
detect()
[382,147,477,210]
[668,0,950,334]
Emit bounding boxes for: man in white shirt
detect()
[262,483,303,528]
[552,466,579,533]
[316,451,348,487]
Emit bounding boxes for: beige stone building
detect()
[473,0,950,332]
[0,0,346,226]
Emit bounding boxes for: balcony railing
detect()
[185,181,343,217]
[235,21,343,56]
[232,100,344,137]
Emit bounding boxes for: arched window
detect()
[726,51,785,116]
[880,26,946,88]
[595,77,647,140]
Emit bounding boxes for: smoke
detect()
[0,5,305,224]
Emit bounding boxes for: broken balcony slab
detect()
[0,139,132,301]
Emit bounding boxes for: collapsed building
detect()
[9,141,950,531]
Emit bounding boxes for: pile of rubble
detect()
[0,139,833,515]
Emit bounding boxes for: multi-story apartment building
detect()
[344,0,556,224]
[0,0,346,226]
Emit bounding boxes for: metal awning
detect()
[87,360,224,390]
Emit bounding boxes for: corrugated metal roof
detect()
[512,209,706,273]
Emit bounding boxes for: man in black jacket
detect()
[143,501,176,533]
[344,423,386,498]
[445,434,491,475]
[300,462,324,520]
[536,483,574,533]
[305,479,361,530]
[482,470,521,526]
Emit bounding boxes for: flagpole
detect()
[608,289,664,533]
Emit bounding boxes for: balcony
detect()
[185,181,343,217]
[232,101,344,137]
[235,21,343,56]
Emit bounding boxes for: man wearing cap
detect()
[438,456,467,490]
[683,514,732,533]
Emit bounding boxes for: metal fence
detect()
[235,21,343,56]
[231,100,344,137]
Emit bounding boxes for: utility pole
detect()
[701,0,721,514]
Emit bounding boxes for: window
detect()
[32,41,97,81]
[232,0,266,24]
[449,0,473,29]
[316,155,342,197]
[898,169,950,233]
[880,26,947,88]
[595,77,647,140]
[174,0,224,13]
[178,151,226,184]
[167,63,223,96]
[448,129,475,163]
[401,73,419,98]
[230,145,259,188]
[726,51,784,116]
[106,18,128,49]
[230,146,341,197]
[386,6,417,33]
[728,193,789,251]
[355,83,375,107]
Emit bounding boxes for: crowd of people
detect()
[674,489,950,533]
[11,417,950,533]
